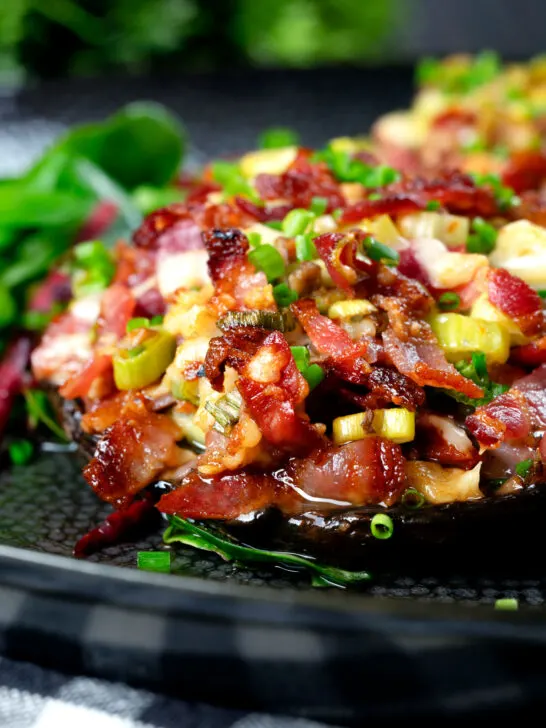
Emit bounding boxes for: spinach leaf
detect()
[164,515,372,587]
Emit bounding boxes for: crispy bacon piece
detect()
[513,363,546,428]
[202,227,253,299]
[158,469,289,520]
[313,232,358,294]
[255,149,345,212]
[365,367,425,410]
[501,150,546,194]
[465,391,531,449]
[341,196,424,225]
[98,283,136,339]
[512,190,546,226]
[382,329,484,399]
[205,327,267,391]
[159,435,406,519]
[84,398,185,507]
[487,268,543,337]
[31,311,93,385]
[59,354,112,400]
[29,270,71,313]
[414,413,479,469]
[511,337,546,367]
[291,437,406,506]
[133,205,187,248]
[290,298,373,383]
[235,197,292,223]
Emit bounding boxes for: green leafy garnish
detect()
[211,160,258,201]
[258,127,300,149]
[444,352,509,408]
[71,240,116,298]
[516,459,533,479]
[314,147,400,187]
[8,439,33,466]
[164,516,371,588]
[23,389,69,442]
[466,217,498,254]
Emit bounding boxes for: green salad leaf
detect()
[164,515,372,587]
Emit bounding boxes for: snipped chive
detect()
[370,513,394,540]
[248,243,285,281]
[361,236,399,265]
[218,310,294,333]
[137,550,171,573]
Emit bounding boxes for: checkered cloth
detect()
[0,656,332,728]
[3,578,546,725]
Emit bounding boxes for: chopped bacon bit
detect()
[255,149,345,212]
[205,327,267,391]
[513,363,546,428]
[77,200,118,243]
[383,328,484,399]
[466,391,531,449]
[235,197,292,223]
[186,181,221,203]
[134,287,166,318]
[202,227,250,290]
[511,338,546,367]
[158,469,288,520]
[74,492,160,558]
[290,437,406,507]
[414,413,479,469]
[81,391,132,433]
[502,150,546,194]
[84,398,185,507]
[291,298,373,384]
[313,232,357,295]
[432,109,477,129]
[59,354,112,400]
[365,367,425,411]
[341,196,424,225]
[487,268,543,336]
[133,205,187,248]
[98,283,136,339]
[0,336,31,441]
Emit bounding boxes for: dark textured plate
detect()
[2,69,546,721]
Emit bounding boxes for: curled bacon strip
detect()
[202,227,253,298]
[291,298,373,383]
[98,283,136,339]
[487,268,543,337]
[382,328,484,399]
[465,391,531,449]
[84,398,186,507]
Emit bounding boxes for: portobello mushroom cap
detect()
[53,389,546,569]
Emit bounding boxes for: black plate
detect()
[3,69,546,722]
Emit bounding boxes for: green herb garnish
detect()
[438,292,461,311]
[370,513,394,540]
[164,516,371,588]
[444,352,509,408]
[466,217,498,254]
[258,127,300,149]
[137,551,171,573]
[248,244,286,282]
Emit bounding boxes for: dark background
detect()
[0,0,545,82]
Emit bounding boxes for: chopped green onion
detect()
[370,513,394,540]
[290,346,311,372]
[265,220,283,231]
[304,363,325,390]
[137,550,171,573]
[438,292,461,311]
[247,232,262,248]
[8,439,33,466]
[470,173,518,210]
[426,200,441,211]
[150,315,164,326]
[466,217,498,254]
[310,196,328,216]
[211,160,257,200]
[401,487,425,509]
[258,127,300,149]
[471,351,488,379]
[332,208,343,220]
[72,240,115,298]
[127,344,146,358]
[515,458,533,479]
[218,309,293,332]
[316,147,400,187]
[248,244,285,282]
[24,389,69,442]
[494,598,519,611]
[361,236,400,265]
[462,138,487,153]
[126,317,150,332]
[295,233,317,262]
[273,283,298,308]
[205,391,242,434]
[282,208,315,237]
[368,192,382,201]
[538,290,546,299]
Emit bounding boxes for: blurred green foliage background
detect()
[0,0,400,80]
